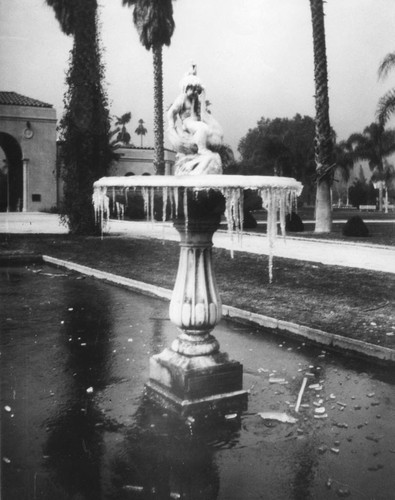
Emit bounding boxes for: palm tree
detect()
[115,112,132,144]
[347,122,395,210]
[333,140,354,206]
[371,161,395,213]
[46,0,113,234]
[377,52,395,126]
[309,0,334,233]
[122,0,175,175]
[135,118,148,147]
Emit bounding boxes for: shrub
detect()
[342,216,369,237]
[286,212,304,232]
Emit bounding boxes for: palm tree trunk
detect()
[310,0,333,232]
[152,44,165,175]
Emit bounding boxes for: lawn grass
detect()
[243,208,395,246]
[1,233,394,352]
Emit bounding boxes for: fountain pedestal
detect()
[146,193,248,417]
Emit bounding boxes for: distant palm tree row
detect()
[112,113,148,147]
[336,123,395,211]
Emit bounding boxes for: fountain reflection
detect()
[105,398,242,499]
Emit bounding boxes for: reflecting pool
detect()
[1,265,395,499]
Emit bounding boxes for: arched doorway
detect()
[0,132,23,211]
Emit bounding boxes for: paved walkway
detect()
[1,212,395,274]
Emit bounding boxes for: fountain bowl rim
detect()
[94,175,303,192]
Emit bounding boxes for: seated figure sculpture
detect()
[167,65,224,175]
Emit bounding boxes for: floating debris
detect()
[258,412,297,424]
[123,485,144,493]
[295,377,307,413]
[4,406,11,412]
[308,383,323,391]
[225,413,238,420]
[367,392,375,398]
[86,387,94,394]
[330,448,340,454]
[318,445,327,454]
[336,488,351,497]
[269,378,287,385]
[334,422,349,429]
[314,407,326,414]
[314,413,328,419]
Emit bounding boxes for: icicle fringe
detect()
[92,177,302,281]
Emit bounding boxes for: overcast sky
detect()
[1,0,395,157]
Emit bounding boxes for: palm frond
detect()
[378,52,395,79]
[132,0,175,49]
[45,0,76,35]
[376,88,395,126]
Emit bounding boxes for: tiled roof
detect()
[0,91,52,108]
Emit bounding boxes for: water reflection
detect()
[43,278,113,500]
[104,399,243,500]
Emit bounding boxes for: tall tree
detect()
[46,0,113,234]
[377,52,395,126]
[309,0,334,232]
[238,115,316,204]
[347,123,395,210]
[135,118,148,147]
[123,0,175,175]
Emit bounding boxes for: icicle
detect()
[162,186,168,222]
[222,188,234,258]
[116,201,124,220]
[279,190,286,238]
[112,187,116,214]
[239,188,244,244]
[169,186,174,219]
[142,187,149,220]
[150,187,155,223]
[183,188,189,228]
[174,186,179,219]
[124,187,129,208]
[261,188,277,284]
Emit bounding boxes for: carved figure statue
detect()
[167,64,224,175]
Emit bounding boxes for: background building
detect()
[109,145,175,176]
[0,91,57,212]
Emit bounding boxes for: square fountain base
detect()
[145,348,249,417]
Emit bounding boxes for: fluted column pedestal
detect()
[146,196,248,417]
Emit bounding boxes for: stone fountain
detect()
[93,67,302,417]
